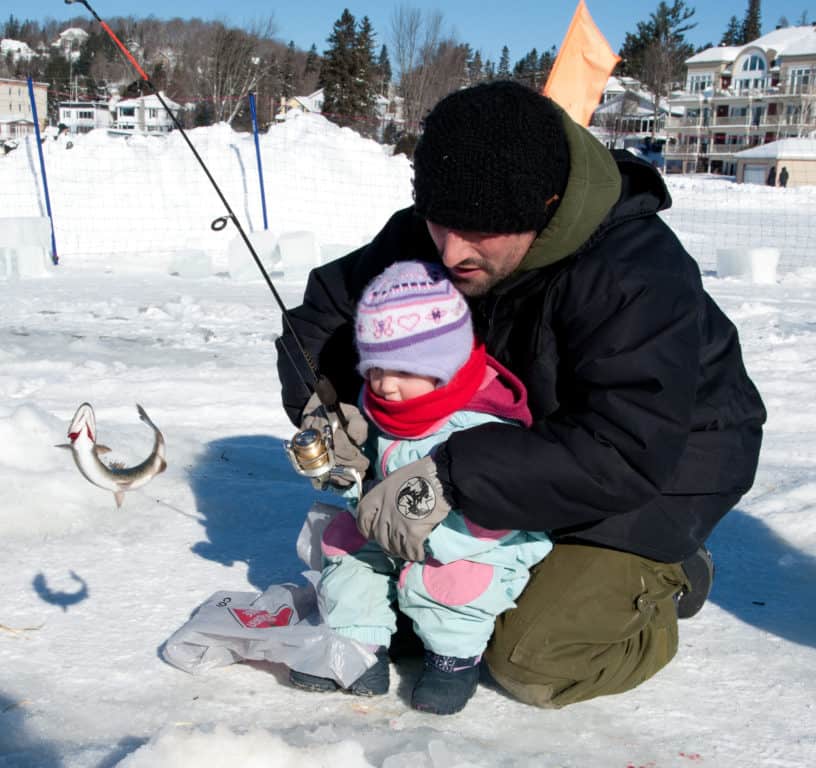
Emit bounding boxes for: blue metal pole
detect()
[249,92,269,231]
[27,77,58,265]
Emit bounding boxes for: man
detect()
[276,81,765,708]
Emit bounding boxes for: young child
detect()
[290,260,552,714]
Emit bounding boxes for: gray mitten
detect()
[300,392,370,481]
[356,456,451,561]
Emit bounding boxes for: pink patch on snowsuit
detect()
[421,557,494,606]
[321,510,368,558]
[463,516,511,540]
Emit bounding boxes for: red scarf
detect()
[363,343,488,438]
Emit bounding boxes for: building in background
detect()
[664,25,816,175]
[0,77,48,141]
[735,137,816,186]
[110,92,181,135]
[58,101,113,134]
[590,77,675,169]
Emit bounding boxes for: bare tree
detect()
[198,18,277,124]
[390,5,446,131]
[592,91,642,148]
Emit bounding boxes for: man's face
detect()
[426,221,537,297]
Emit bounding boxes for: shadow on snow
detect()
[0,692,63,768]
[187,434,322,590]
[708,507,816,648]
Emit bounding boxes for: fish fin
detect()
[94,444,112,455]
[137,404,156,428]
[55,443,73,449]
[114,491,125,508]
[158,458,168,474]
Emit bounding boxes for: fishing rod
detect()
[63,0,346,429]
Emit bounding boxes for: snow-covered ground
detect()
[1,118,814,767]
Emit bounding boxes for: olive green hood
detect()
[520,110,622,271]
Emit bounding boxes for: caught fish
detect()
[57,402,167,507]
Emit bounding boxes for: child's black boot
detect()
[411,650,480,715]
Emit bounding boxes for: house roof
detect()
[686,46,742,65]
[116,92,181,111]
[737,137,816,160]
[687,25,816,65]
[1,38,35,60]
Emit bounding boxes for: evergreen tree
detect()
[539,46,557,83]
[720,15,743,45]
[319,9,377,132]
[376,44,392,95]
[468,49,483,84]
[483,59,495,80]
[618,1,696,136]
[618,1,696,79]
[281,41,296,99]
[3,14,21,39]
[305,44,320,76]
[320,9,359,122]
[513,48,544,89]
[355,16,378,119]
[741,0,761,43]
[497,45,510,78]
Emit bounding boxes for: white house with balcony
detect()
[664,25,816,175]
[111,92,181,135]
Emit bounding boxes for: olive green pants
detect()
[484,543,689,708]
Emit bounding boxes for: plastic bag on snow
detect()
[161,501,375,688]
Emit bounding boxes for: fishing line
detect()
[63,0,346,425]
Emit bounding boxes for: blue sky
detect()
[13,1,812,64]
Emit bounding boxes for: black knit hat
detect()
[412,81,570,234]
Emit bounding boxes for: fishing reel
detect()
[284,425,363,496]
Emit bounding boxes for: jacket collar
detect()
[520,107,622,271]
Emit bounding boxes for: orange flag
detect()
[543,0,620,127]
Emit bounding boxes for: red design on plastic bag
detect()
[229,606,294,629]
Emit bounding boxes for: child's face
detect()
[367,367,439,402]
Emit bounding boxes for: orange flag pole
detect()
[543,0,621,126]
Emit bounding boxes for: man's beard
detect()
[447,259,515,297]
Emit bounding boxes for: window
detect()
[742,55,766,72]
[734,53,769,93]
[78,110,92,119]
[789,67,813,93]
[688,73,713,93]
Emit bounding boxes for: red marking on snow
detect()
[679,754,703,762]
[229,606,293,629]
[68,431,80,442]
[86,424,94,441]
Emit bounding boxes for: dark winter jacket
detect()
[276,118,766,563]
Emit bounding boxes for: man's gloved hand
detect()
[356,456,451,561]
[300,392,369,482]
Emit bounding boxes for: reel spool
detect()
[284,425,362,495]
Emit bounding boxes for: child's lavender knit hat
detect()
[355,260,473,384]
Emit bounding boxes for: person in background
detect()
[766,166,776,186]
[276,81,766,708]
[290,260,552,715]
[778,166,789,188]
